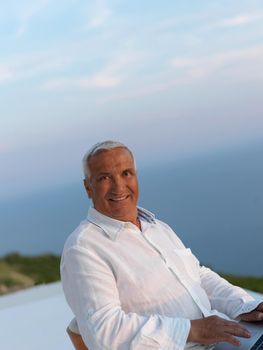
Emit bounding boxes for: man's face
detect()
[84,147,139,223]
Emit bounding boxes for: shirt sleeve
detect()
[199,265,262,319]
[155,221,263,321]
[61,245,190,350]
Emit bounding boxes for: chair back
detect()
[67,318,89,350]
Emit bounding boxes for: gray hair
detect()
[82,140,134,178]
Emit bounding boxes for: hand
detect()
[239,302,263,322]
[188,316,251,346]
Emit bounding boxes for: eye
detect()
[98,175,110,181]
[123,170,132,177]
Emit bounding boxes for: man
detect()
[61,140,263,350]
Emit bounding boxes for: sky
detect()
[1,0,263,199]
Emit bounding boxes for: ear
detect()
[83,179,92,198]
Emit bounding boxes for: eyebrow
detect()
[97,172,111,176]
[123,168,135,173]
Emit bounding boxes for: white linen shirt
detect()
[61,207,260,350]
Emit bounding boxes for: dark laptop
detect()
[214,321,263,350]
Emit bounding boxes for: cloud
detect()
[43,74,121,90]
[80,74,120,88]
[43,51,141,90]
[0,65,14,83]
[171,46,263,80]
[43,43,263,103]
[219,13,263,28]
[16,0,50,36]
[0,49,75,85]
[0,38,141,88]
[97,78,186,103]
[97,45,263,103]
[87,0,111,29]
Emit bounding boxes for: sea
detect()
[0,142,262,277]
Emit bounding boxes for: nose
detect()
[111,176,125,193]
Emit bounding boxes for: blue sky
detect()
[1,0,263,199]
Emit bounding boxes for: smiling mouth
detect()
[109,195,129,202]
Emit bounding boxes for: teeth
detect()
[111,196,127,201]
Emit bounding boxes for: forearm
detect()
[200,266,257,318]
[78,309,190,350]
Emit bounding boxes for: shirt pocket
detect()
[173,248,201,282]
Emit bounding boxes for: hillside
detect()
[0,253,262,296]
[0,253,60,295]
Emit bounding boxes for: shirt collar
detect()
[87,206,156,240]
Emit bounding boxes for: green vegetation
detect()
[0,253,262,296]
[0,253,60,295]
[221,273,263,294]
